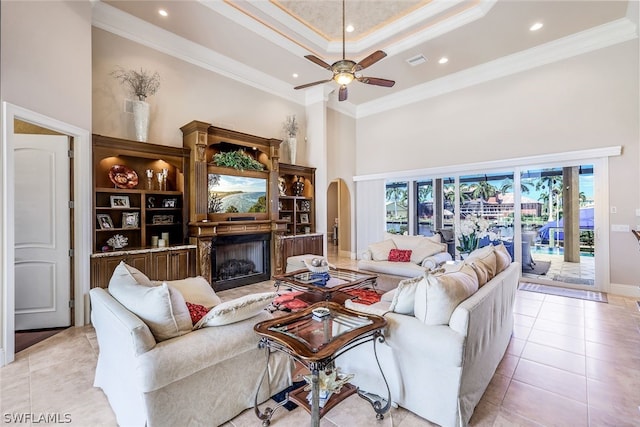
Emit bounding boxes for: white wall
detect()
[92,28,306,147]
[0,0,93,364]
[355,41,640,290]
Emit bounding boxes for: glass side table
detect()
[253,301,390,427]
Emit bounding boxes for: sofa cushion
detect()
[466,246,497,286]
[413,264,479,325]
[368,239,397,261]
[357,259,428,278]
[410,240,446,264]
[108,262,192,342]
[163,276,221,309]
[388,248,412,262]
[493,243,512,273]
[389,275,424,315]
[194,292,276,328]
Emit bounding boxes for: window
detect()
[386,181,408,234]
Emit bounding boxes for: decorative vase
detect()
[286,137,297,164]
[132,100,150,142]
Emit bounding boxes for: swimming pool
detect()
[531,246,594,257]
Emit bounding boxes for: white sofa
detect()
[357,233,452,291]
[90,263,292,427]
[338,245,520,427]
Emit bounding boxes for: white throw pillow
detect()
[194,292,276,328]
[465,247,497,286]
[389,275,425,315]
[108,262,192,341]
[163,276,221,309]
[413,264,479,325]
[368,239,397,261]
[410,240,446,264]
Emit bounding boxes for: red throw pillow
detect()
[388,248,412,262]
[186,301,210,325]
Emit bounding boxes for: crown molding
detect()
[92,1,305,105]
[356,17,639,118]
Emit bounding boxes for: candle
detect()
[158,239,166,248]
[161,232,170,245]
[151,235,159,246]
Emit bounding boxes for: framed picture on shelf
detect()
[162,198,178,208]
[122,212,139,228]
[110,195,130,208]
[152,214,174,225]
[97,214,114,229]
[299,213,309,224]
[281,215,291,223]
[300,200,311,211]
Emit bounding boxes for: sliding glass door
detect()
[520,164,596,289]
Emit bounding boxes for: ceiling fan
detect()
[294,0,395,102]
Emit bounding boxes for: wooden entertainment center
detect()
[181,121,322,288]
[90,124,323,289]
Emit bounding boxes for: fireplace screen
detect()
[211,233,270,291]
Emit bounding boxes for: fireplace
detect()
[211,232,271,291]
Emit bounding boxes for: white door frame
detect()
[1,102,92,366]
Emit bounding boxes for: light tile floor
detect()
[1,255,639,426]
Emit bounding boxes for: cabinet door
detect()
[171,248,195,280]
[150,251,172,281]
[90,252,150,289]
[303,235,323,256]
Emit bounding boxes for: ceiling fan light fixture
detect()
[335,72,354,85]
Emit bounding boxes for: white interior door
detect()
[14,134,71,330]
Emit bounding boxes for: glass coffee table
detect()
[253,301,391,427]
[273,267,378,305]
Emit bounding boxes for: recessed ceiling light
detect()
[292,73,299,78]
[158,9,168,17]
[345,24,355,33]
[530,22,543,31]
[438,57,449,64]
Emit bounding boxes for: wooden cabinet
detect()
[90,247,196,288]
[92,135,195,286]
[278,163,316,235]
[93,134,190,252]
[275,234,324,275]
[150,248,196,281]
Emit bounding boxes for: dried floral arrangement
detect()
[283,115,299,138]
[111,67,160,101]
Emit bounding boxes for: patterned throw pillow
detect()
[388,249,412,262]
[186,301,210,325]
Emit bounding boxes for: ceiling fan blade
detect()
[304,55,332,70]
[294,79,332,90]
[356,50,387,70]
[357,76,396,87]
[338,85,348,102]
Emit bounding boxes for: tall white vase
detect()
[287,137,297,164]
[132,100,150,142]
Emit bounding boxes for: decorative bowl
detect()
[304,258,330,274]
[109,165,139,189]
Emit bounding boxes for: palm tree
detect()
[471,181,497,201]
[500,178,531,194]
[386,184,406,219]
[535,176,562,222]
[417,184,432,202]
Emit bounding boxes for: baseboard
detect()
[609,282,640,298]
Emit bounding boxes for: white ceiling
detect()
[95,1,636,114]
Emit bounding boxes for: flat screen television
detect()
[208,173,267,214]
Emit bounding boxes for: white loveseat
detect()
[90,263,292,427]
[338,244,520,427]
[357,233,452,291]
